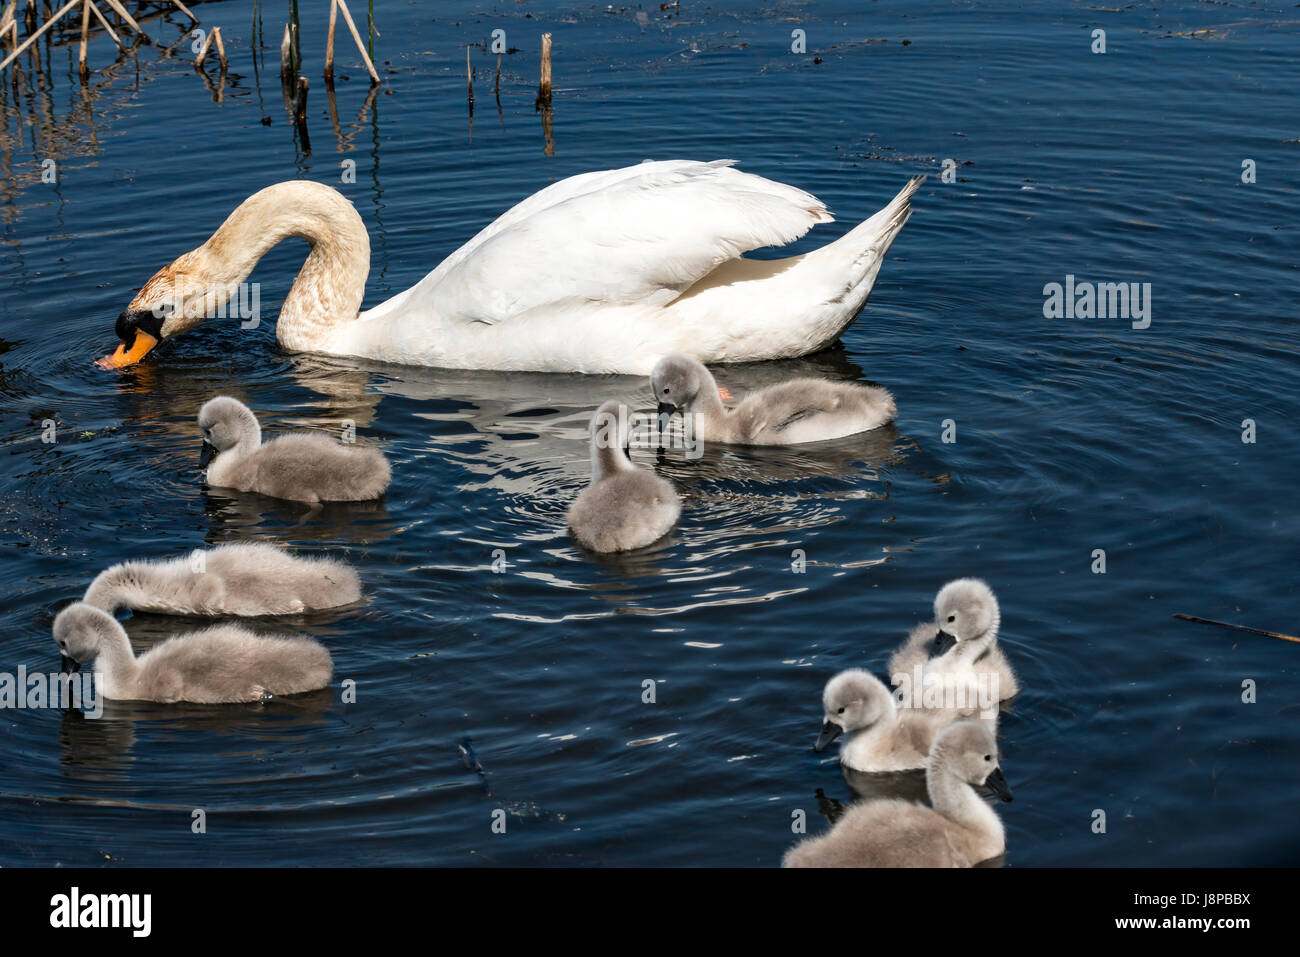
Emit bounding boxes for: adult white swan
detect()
[100,160,923,375]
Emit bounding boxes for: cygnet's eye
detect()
[836,706,845,714]
[947,615,956,623]
[983,754,991,762]
[662,388,670,395]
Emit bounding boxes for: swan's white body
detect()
[129,162,922,375]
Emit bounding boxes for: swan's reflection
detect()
[200,488,396,546]
[57,685,336,774]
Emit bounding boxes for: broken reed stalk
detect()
[465,45,472,107]
[335,0,379,85]
[194,23,224,70]
[77,0,90,77]
[1173,614,1300,645]
[535,31,551,109]
[494,51,500,98]
[0,1,15,49]
[293,74,311,152]
[168,0,196,24]
[86,1,124,50]
[324,0,336,83]
[0,0,78,72]
[100,0,146,43]
[279,22,292,89]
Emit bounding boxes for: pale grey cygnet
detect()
[198,396,391,504]
[52,602,333,704]
[651,353,895,446]
[566,400,681,553]
[814,668,985,774]
[83,543,362,616]
[783,720,1013,867]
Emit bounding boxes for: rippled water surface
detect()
[1,0,1297,866]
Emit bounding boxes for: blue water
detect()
[0,0,1297,866]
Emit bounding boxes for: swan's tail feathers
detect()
[847,175,925,268]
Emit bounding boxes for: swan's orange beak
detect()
[96,331,158,370]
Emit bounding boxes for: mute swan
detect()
[813,668,989,774]
[651,354,895,445]
[98,162,923,374]
[198,396,391,503]
[782,720,1013,868]
[891,579,1018,702]
[52,602,332,703]
[83,543,361,616]
[567,400,681,552]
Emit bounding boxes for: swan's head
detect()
[98,249,221,369]
[52,602,122,674]
[931,720,1013,802]
[197,395,262,467]
[814,669,893,751]
[932,578,1000,656]
[650,354,713,420]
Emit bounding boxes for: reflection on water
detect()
[1,0,1298,867]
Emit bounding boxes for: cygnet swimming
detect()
[783,720,1013,867]
[52,602,333,704]
[814,668,989,774]
[650,353,895,445]
[567,400,681,552]
[888,578,1019,703]
[83,543,361,616]
[198,396,391,503]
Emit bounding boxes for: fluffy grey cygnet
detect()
[52,602,332,704]
[83,543,361,616]
[198,396,391,503]
[567,400,681,552]
[650,353,895,445]
[888,578,1019,702]
[783,720,1013,868]
[814,668,990,774]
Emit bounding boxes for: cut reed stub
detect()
[293,74,312,154]
[466,45,473,107]
[324,0,338,83]
[535,31,551,110]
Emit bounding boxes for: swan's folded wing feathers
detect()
[429,160,833,325]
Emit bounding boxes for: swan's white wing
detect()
[369,160,832,326]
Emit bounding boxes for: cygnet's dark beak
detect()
[933,629,957,656]
[984,766,1013,802]
[814,720,843,752]
[60,654,81,674]
[656,402,676,434]
[199,439,218,468]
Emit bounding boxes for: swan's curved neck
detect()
[928,760,998,839]
[94,623,141,688]
[958,608,1001,664]
[195,183,370,351]
[692,365,728,419]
